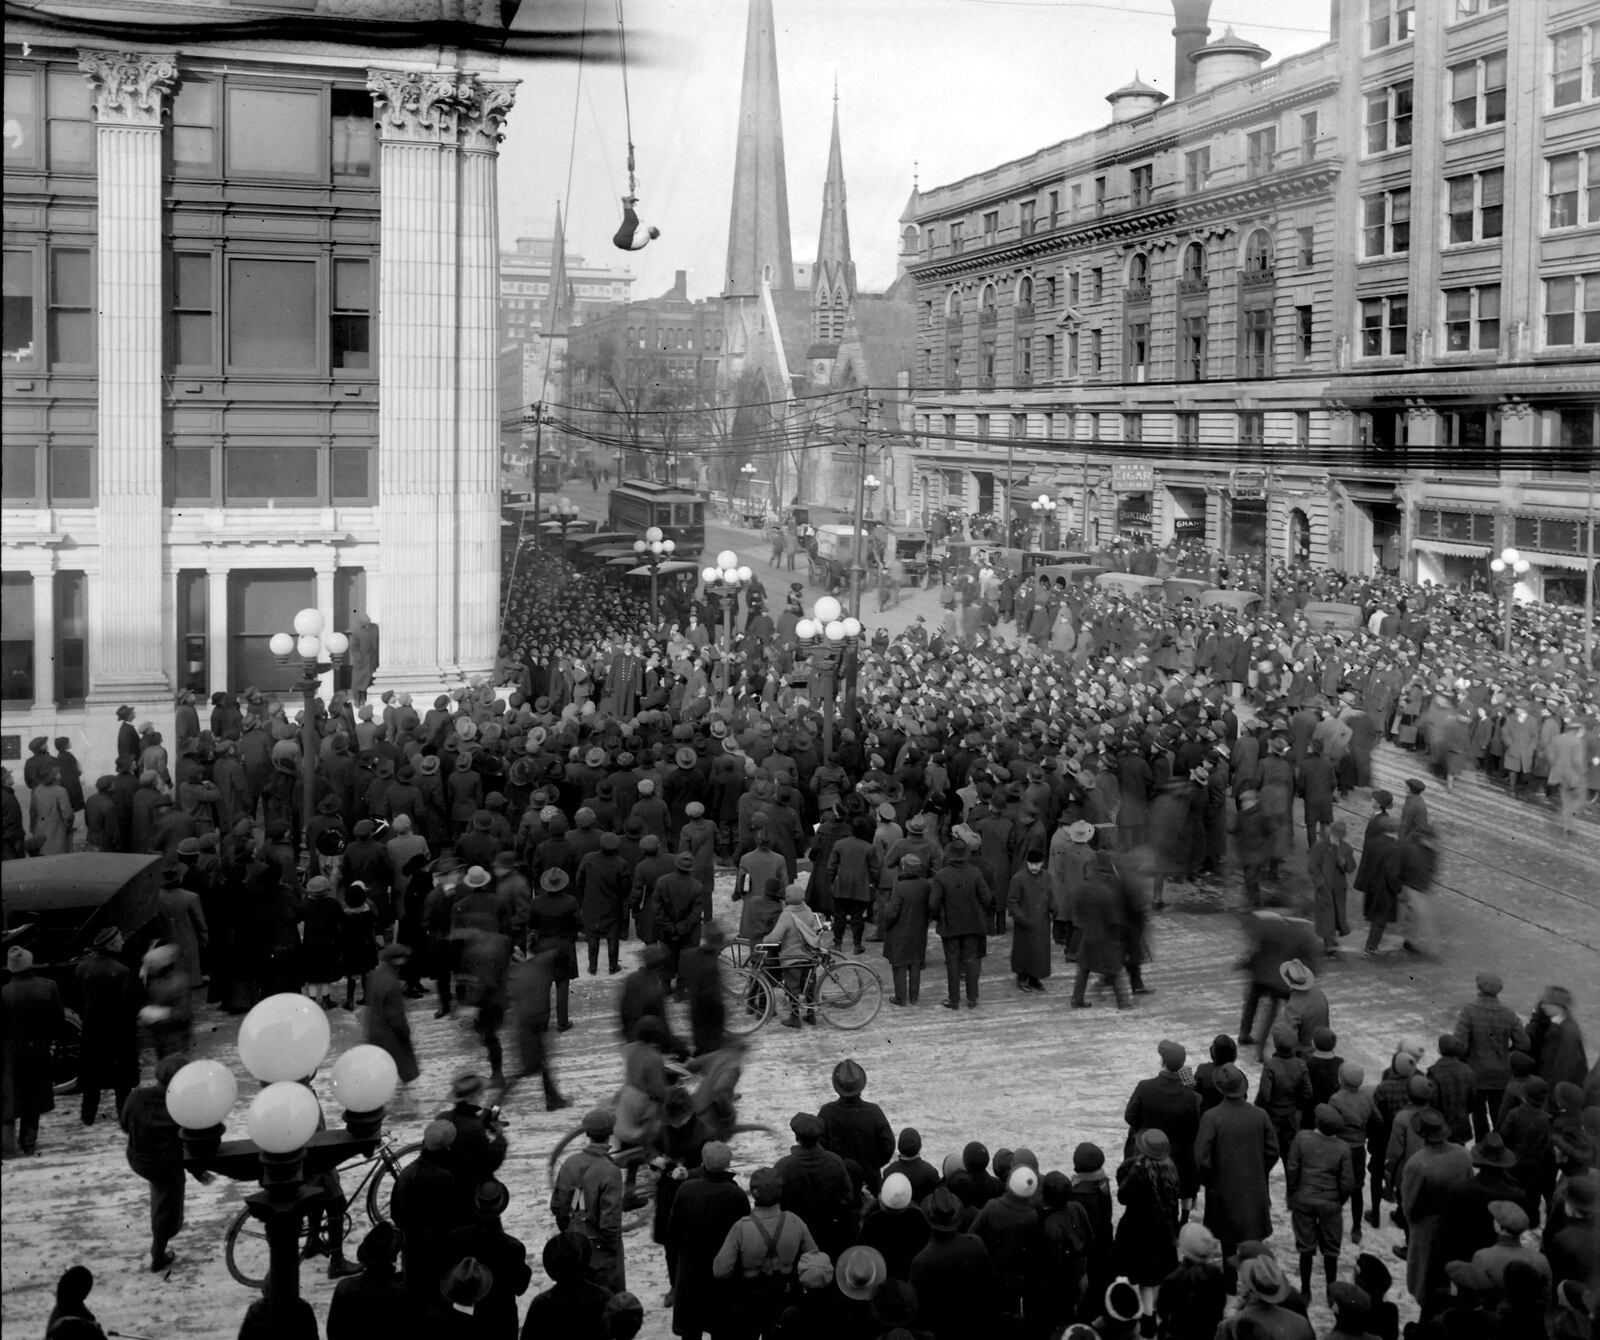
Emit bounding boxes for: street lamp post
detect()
[794,596,863,759]
[166,995,397,1337]
[632,525,676,620]
[548,495,580,551]
[267,610,349,851]
[739,462,757,521]
[700,549,749,698]
[1488,547,1530,654]
[863,473,880,521]
[1030,492,1057,549]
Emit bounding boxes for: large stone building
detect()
[901,0,1599,600]
[3,1,519,781]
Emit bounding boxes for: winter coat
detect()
[157,884,209,987]
[1123,1072,1202,1198]
[774,1143,855,1259]
[1006,867,1053,979]
[880,874,933,969]
[551,1142,625,1291]
[972,1188,1043,1295]
[363,961,419,1083]
[859,1203,932,1281]
[1400,1140,1474,1304]
[1113,1156,1181,1286]
[927,854,993,942]
[826,834,881,906]
[1,971,64,1121]
[1195,1095,1279,1246]
[1453,995,1530,1088]
[1284,1128,1354,1210]
[576,850,628,935]
[1526,1010,1589,1089]
[73,950,140,1094]
[667,1169,751,1335]
[1073,871,1126,976]
[818,1093,895,1196]
[1355,825,1402,923]
[909,1232,994,1340]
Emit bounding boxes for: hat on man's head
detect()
[1412,1108,1449,1142]
[1104,1277,1143,1322]
[835,1245,887,1301]
[790,1112,825,1144]
[539,869,570,892]
[674,851,695,872]
[1476,971,1504,997]
[1068,820,1094,843]
[357,1220,402,1268]
[1177,1222,1221,1264]
[6,946,33,973]
[451,1072,485,1100]
[1134,1129,1171,1161]
[541,1229,591,1283]
[1488,1199,1529,1234]
[463,865,491,889]
[422,1120,457,1153]
[832,1058,867,1097]
[700,1141,732,1173]
[1157,1039,1186,1070]
[1472,1132,1517,1169]
[1279,959,1314,990]
[1328,1282,1372,1325]
[1072,1142,1105,1173]
[581,1108,615,1140]
[880,1172,913,1211]
[1238,1255,1290,1304]
[925,1187,963,1231]
[1215,1063,1248,1097]
[749,1167,785,1207]
[474,1178,510,1217]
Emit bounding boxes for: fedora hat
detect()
[451,1072,485,1100]
[440,1256,493,1308]
[1068,820,1094,842]
[925,1187,963,1231]
[463,865,491,889]
[415,754,440,775]
[1279,959,1315,990]
[835,1245,887,1301]
[539,868,570,892]
[832,1058,867,1098]
[1471,1133,1517,1169]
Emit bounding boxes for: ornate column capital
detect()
[367,68,467,144]
[77,50,178,126]
[460,78,518,151]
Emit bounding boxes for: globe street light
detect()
[632,525,677,619]
[739,461,758,521]
[794,596,863,757]
[269,609,349,853]
[701,550,749,697]
[1488,546,1530,654]
[1030,492,1058,549]
[547,495,581,550]
[168,995,397,1336]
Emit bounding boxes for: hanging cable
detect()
[615,0,636,194]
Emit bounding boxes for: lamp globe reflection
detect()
[329,1045,400,1115]
[292,608,325,638]
[237,993,332,1084]
[165,1059,238,1131]
[813,595,843,624]
[245,1081,322,1155]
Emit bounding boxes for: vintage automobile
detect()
[1300,600,1365,631]
[893,531,933,586]
[1198,588,1264,614]
[808,522,874,589]
[1163,577,1213,605]
[1,852,166,1093]
[1094,572,1166,599]
[1022,549,1093,573]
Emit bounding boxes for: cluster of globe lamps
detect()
[794,594,862,647]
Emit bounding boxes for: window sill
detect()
[1441,236,1504,252]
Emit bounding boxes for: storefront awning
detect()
[1519,550,1595,572]
[1411,538,1490,558]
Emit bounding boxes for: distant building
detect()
[902,0,1599,598]
[3,0,520,782]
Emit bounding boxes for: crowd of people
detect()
[3,530,1598,1338]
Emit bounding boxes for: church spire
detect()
[542,201,573,335]
[724,0,794,298]
[812,90,854,343]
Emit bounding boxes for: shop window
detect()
[228,257,317,370]
[48,248,94,368]
[171,79,217,175]
[3,249,36,366]
[1,573,33,702]
[226,85,320,177]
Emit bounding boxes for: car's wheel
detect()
[51,1009,82,1096]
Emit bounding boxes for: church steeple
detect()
[724,0,794,298]
[542,201,573,335]
[811,87,855,345]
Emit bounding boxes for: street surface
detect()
[3,494,1595,1338]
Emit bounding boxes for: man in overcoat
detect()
[1194,1061,1280,1258]
[927,838,993,1011]
[2,946,65,1156]
[1006,848,1053,993]
[1124,1039,1202,1215]
[73,928,140,1124]
[666,1139,751,1340]
[880,854,932,1006]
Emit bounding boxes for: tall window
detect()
[1180,316,1207,381]
[3,249,36,366]
[1043,332,1057,381]
[1450,52,1507,132]
[1130,164,1153,209]
[982,210,999,246]
[1443,284,1500,352]
[1089,329,1103,374]
[1368,0,1414,50]
[1295,305,1314,361]
[1,573,35,700]
[1246,126,1277,179]
[1094,176,1107,216]
[331,258,372,369]
[1544,273,1600,346]
[48,248,93,368]
[1070,183,1083,220]
[1238,411,1265,446]
[226,85,321,177]
[1453,0,1507,15]
[1547,149,1600,229]
[1127,253,1149,296]
[1181,242,1207,289]
[171,252,215,368]
[1047,190,1059,229]
[1126,321,1148,378]
[330,88,375,180]
[1019,200,1036,236]
[1365,81,1414,154]
[1123,413,1143,443]
[1068,271,1081,306]
[1176,412,1199,448]
[1300,111,1319,162]
[1240,307,1273,377]
[1446,168,1504,243]
[1362,187,1411,256]
[1016,275,1034,312]
[980,340,996,386]
[1550,25,1599,108]
[1360,293,1409,356]
[1016,338,1033,384]
[1090,268,1104,302]
[1066,331,1079,377]
[1243,229,1274,278]
[1297,226,1316,268]
[1184,147,1210,194]
[229,257,317,370]
[1295,410,1312,449]
[949,221,963,254]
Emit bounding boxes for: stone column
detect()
[31,567,55,709]
[369,69,465,691]
[453,78,517,681]
[80,51,177,705]
[206,568,230,695]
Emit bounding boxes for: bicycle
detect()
[720,928,884,1035]
[223,1133,423,1288]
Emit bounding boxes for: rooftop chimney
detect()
[1171,0,1213,100]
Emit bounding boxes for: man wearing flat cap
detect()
[551,1108,625,1292]
[775,1111,855,1262]
[1123,1040,1203,1216]
[1453,971,1530,1142]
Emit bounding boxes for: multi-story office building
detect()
[901,0,1599,600]
[3,2,520,779]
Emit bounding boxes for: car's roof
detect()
[1,853,164,912]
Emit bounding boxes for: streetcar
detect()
[607,479,707,557]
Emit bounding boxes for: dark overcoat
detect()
[363,960,419,1083]
[73,951,140,1094]
[667,1169,751,1335]
[1,972,63,1120]
[880,874,932,969]
[1006,868,1053,979]
[1194,1094,1279,1246]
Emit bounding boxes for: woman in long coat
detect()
[28,766,74,855]
[1113,1129,1183,1308]
[880,857,933,1006]
[1007,855,1053,991]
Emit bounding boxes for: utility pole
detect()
[849,389,872,621]
[1262,469,1274,606]
[1586,467,1596,676]
[529,402,544,550]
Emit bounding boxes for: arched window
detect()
[1182,242,1207,285]
[1244,228,1274,277]
[626,326,635,347]
[1017,275,1034,305]
[946,289,962,319]
[901,225,918,254]
[1128,253,1149,286]
[980,283,997,313]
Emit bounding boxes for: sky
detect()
[497,0,1334,302]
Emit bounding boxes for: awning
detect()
[1520,550,1595,572]
[1340,482,1400,504]
[1411,538,1490,558]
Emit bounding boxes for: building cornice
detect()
[909,161,1341,283]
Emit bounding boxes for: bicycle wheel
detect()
[364,1141,424,1228]
[815,960,883,1030]
[721,964,773,1037]
[717,938,753,971]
